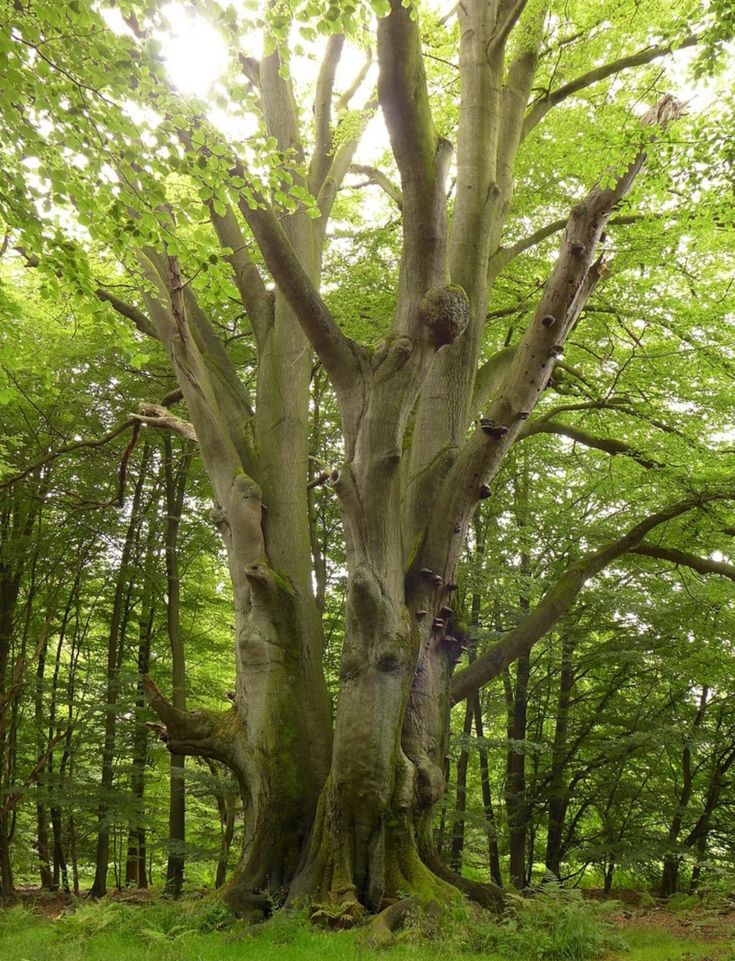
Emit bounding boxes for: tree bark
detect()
[122,0,684,918]
[545,635,575,879]
[125,556,156,888]
[449,699,475,873]
[505,656,530,889]
[163,437,190,897]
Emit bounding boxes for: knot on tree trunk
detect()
[419,285,469,347]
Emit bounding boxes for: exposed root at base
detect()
[357,897,441,947]
[420,843,505,912]
[221,883,272,922]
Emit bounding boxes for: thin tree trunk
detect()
[206,760,238,889]
[473,691,503,886]
[90,444,151,897]
[163,437,191,897]
[545,635,575,879]
[125,566,155,887]
[34,626,53,889]
[603,857,615,896]
[449,699,474,872]
[505,655,530,889]
[660,687,709,898]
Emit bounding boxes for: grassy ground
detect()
[0,891,733,961]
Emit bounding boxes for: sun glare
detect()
[161,4,228,97]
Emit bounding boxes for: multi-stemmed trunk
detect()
[99,0,681,919]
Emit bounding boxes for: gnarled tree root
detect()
[419,843,505,912]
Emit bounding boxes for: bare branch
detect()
[0,729,67,819]
[488,214,642,278]
[348,163,403,209]
[15,246,157,338]
[0,390,182,491]
[131,403,197,442]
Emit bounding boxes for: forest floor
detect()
[0,888,733,961]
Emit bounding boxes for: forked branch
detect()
[522,35,698,139]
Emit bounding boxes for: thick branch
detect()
[377,0,450,324]
[520,420,660,469]
[240,200,360,392]
[471,345,517,414]
[489,0,530,53]
[96,288,157,337]
[630,544,735,582]
[522,35,698,139]
[144,676,242,766]
[450,493,730,703]
[377,0,437,211]
[309,34,345,194]
[423,136,651,574]
[209,206,273,347]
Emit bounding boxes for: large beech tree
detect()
[3,0,734,919]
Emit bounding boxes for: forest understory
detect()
[2,888,735,961]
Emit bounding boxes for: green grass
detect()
[609,926,733,961]
[0,897,731,961]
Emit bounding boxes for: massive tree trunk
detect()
[95,0,688,920]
